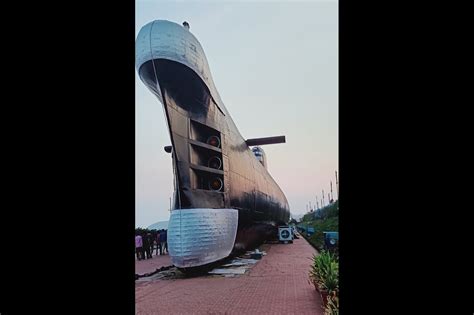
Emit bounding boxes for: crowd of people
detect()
[135,229,168,260]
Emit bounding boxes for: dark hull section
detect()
[139,59,290,250]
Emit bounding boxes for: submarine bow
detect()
[136,20,290,268]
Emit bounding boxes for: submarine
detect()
[136,20,290,268]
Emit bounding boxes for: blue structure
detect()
[323,231,339,250]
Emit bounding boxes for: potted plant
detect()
[319,260,338,308]
[309,257,320,291]
[308,251,339,309]
[309,254,325,292]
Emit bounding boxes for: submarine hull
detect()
[137,20,290,268]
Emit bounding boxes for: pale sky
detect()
[136,0,338,228]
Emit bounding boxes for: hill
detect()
[147,221,169,230]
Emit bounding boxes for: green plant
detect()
[309,251,339,293]
[320,261,338,292]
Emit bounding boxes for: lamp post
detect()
[330,181,334,201]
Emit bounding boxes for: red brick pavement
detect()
[136,253,172,275]
[135,237,323,314]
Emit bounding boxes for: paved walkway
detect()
[136,252,172,275]
[135,237,322,314]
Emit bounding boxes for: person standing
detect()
[155,230,162,255]
[147,233,154,258]
[135,233,143,260]
[163,229,168,254]
[142,233,152,259]
[160,229,167,255]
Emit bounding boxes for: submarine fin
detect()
[245,136,286,146]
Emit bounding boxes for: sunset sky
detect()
[136,0,338,228]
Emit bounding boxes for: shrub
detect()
[309,250,339,293]
[309,250,339,313]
